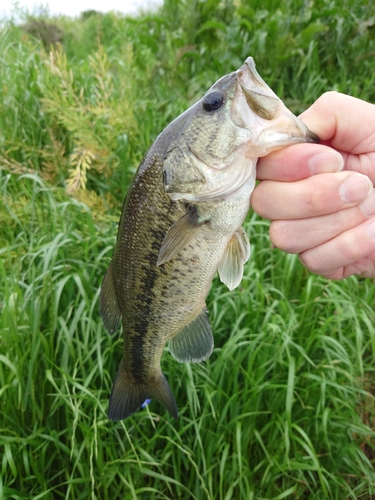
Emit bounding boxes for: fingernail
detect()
[340,174,373,204]
[367,219,375,239]
[359,191,375,217]
[308,151,344,175]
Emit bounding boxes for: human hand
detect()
[252,91,375,279]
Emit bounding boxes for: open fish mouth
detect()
[234,57,319,146]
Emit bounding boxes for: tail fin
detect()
[108,359,179,420]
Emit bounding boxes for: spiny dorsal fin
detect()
[157,207,205,266]
[108,358,178,420]
[99,260,122,335]
[169,307,213,363]
[217,227,251,291]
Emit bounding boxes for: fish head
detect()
[163,57,318,202]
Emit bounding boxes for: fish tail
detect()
[108,358,179,420]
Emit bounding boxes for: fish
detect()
[99,57,318,421]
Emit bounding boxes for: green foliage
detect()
[21,18,64,48]
[1,0,375,499]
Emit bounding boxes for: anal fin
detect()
[99,260,122,335]
[218,227,251,291]
[169,307,213,363]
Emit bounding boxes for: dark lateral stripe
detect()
[129,228,165,380]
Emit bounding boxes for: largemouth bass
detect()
[100,57,318,420]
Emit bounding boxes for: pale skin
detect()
[252,91,375,279]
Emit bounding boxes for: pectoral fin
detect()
[169,307,213,363]
[99,260,122,335]
[218,228,251,291]
[157,207,205,266]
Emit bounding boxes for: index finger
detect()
[257,143,344,181]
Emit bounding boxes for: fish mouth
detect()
[300,123,320,144]
[235,57,320,146]
[290,120,320,144]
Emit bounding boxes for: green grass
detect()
[1,0,375,498]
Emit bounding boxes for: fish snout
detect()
[259,110,320,148]
[300,121,320,144]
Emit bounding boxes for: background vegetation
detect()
[1,0,375,498]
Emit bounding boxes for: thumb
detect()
[299,91,375,155]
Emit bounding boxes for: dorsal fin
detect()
[99,260,122,335]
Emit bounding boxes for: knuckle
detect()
[315,91,341,109]
[269,221,297,253]
[298,247,321,273]
[251,182,271,218]
[304,185,327,215]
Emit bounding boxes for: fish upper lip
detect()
[305,128,320,144]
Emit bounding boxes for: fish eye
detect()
[202,91,224,112]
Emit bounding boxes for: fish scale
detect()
[100,57,319,420]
